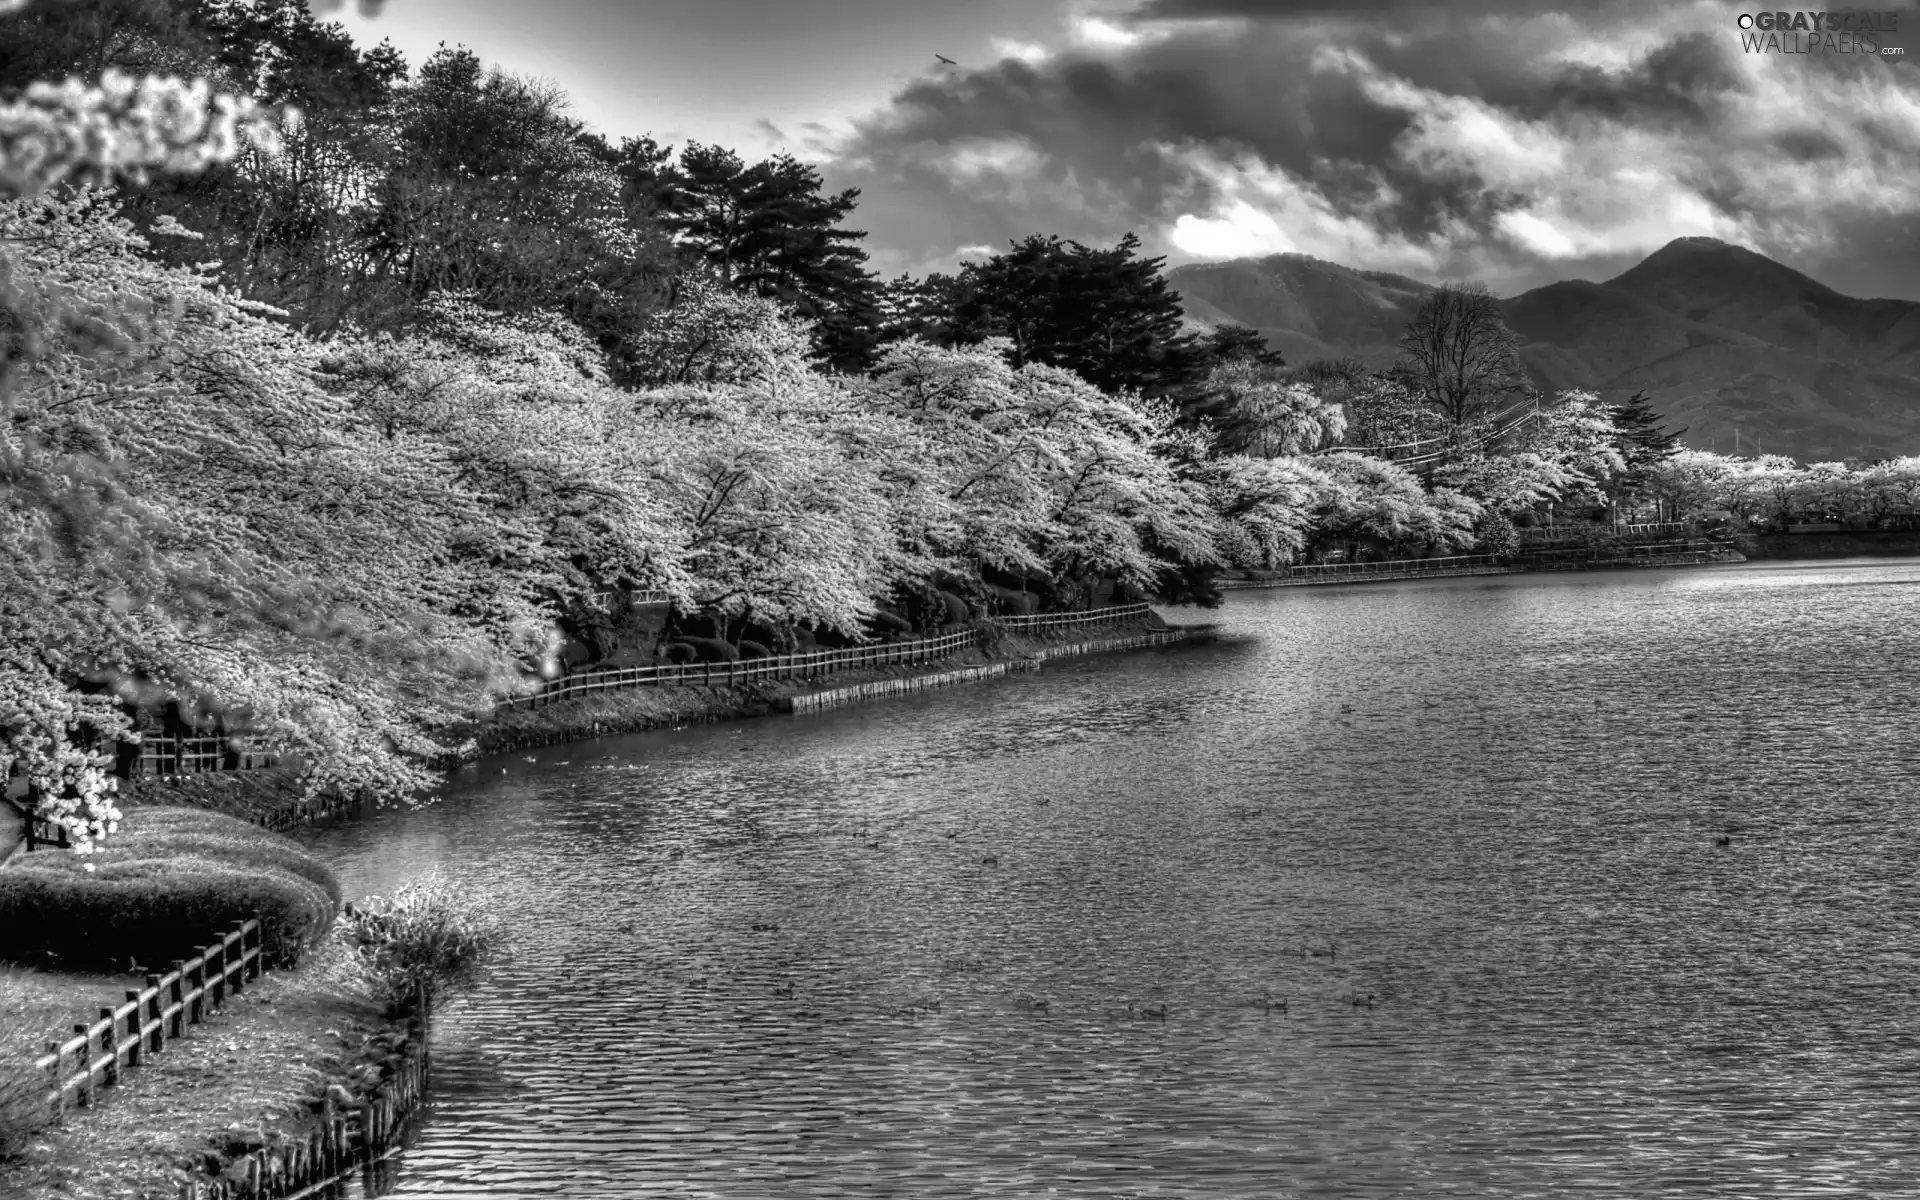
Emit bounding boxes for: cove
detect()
[307,558,1920,1199]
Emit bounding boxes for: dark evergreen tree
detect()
[631,142,884,373]
[1609,390,1686,467]
[1195,323,1285,370]
[940,233,1206,399]
[1609,389,1688,519]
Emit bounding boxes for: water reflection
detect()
[314,559,1920,1198]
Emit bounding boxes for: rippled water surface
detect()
[312,559,1920,1198]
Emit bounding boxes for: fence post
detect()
[207,939,227,1008]
[45,1041,65,1115]
[147,973,169,1049]
[228,925,248,995]
[73,1024,93,1106]
[123,993,144,1068]
[98,1009,118,1087]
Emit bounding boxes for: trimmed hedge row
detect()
[0,808,339,973]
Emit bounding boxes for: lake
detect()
[312,557,1920,1198]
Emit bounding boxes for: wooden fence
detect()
[505,626,982,709]
[174,1000,431,1200]
[993,601,1151,631]
[504,605,1152,710]
[1518,521,1695,547]
[35,920,263,1116]
[1269,554,1507,580]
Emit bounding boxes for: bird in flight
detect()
[935,54,956,65]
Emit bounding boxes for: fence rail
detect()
[504,605,1154,710]
[1269,554,1507,579]
[1519,521,1695,546]
[35,920,263,1115]
[993,601,1151,631]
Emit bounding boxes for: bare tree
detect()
[1395,282,1529,440]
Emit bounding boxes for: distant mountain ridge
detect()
[1166,239,1920,462]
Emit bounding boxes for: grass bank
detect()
[0,930,387,1200]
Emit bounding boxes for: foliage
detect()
[1333,372,1449,452]
[2,192,531,845]
[1308,453,1482,557]
[857,337,1220,595]
[1191,357,1347,458]
[0,807,339,970]
[1476,510,1519,559]
[907,232,1207,400]
[1643,452,1920,530]
[629,141,883,372]
[0,68,278,198]
[342,872,507,1015]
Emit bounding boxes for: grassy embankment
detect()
[0,809,358,1198]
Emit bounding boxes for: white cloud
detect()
[942,136,1047,179]
[990,38,1053,65]
[1073,17,1147,48]
[1159,143,1455,275]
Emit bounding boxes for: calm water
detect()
[312,558,1920,1199]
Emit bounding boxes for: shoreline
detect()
[0,617,1214,1200]
[113,617,1209,828]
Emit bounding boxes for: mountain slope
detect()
[1167,239,1920,462]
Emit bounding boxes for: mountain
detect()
[1167,239,1920,462]
[1162,255,1433,369]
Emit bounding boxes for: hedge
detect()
[0,808,339,972]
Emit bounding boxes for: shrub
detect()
[342,873,506,1015]
[936,589,971,627]
[662,641,696,664]
[736,639,772,660]
[0,808,340,972]
[865,608,912,637]
[1476,511,1519,559]
[678,636,738,663]
[983,583,1038,616]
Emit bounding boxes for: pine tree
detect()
[1609,390,1688,518]
[922,232,1207,399]
[638,142,885,373]
[1610,390,1686,465]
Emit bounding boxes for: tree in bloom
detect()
[1196,454,1325,569]
[0,69,279,199]
[320,293,688,657]
[857,338,1220,605]
[1642,450,1734,523]
[2,191,532,848]
[1307,453,1481,559]
[624,274,818,387]
[1196,357,1348,458]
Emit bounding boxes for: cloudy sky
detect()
[337,0,1920,300]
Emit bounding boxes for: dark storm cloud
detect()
[823,0,1920,297]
